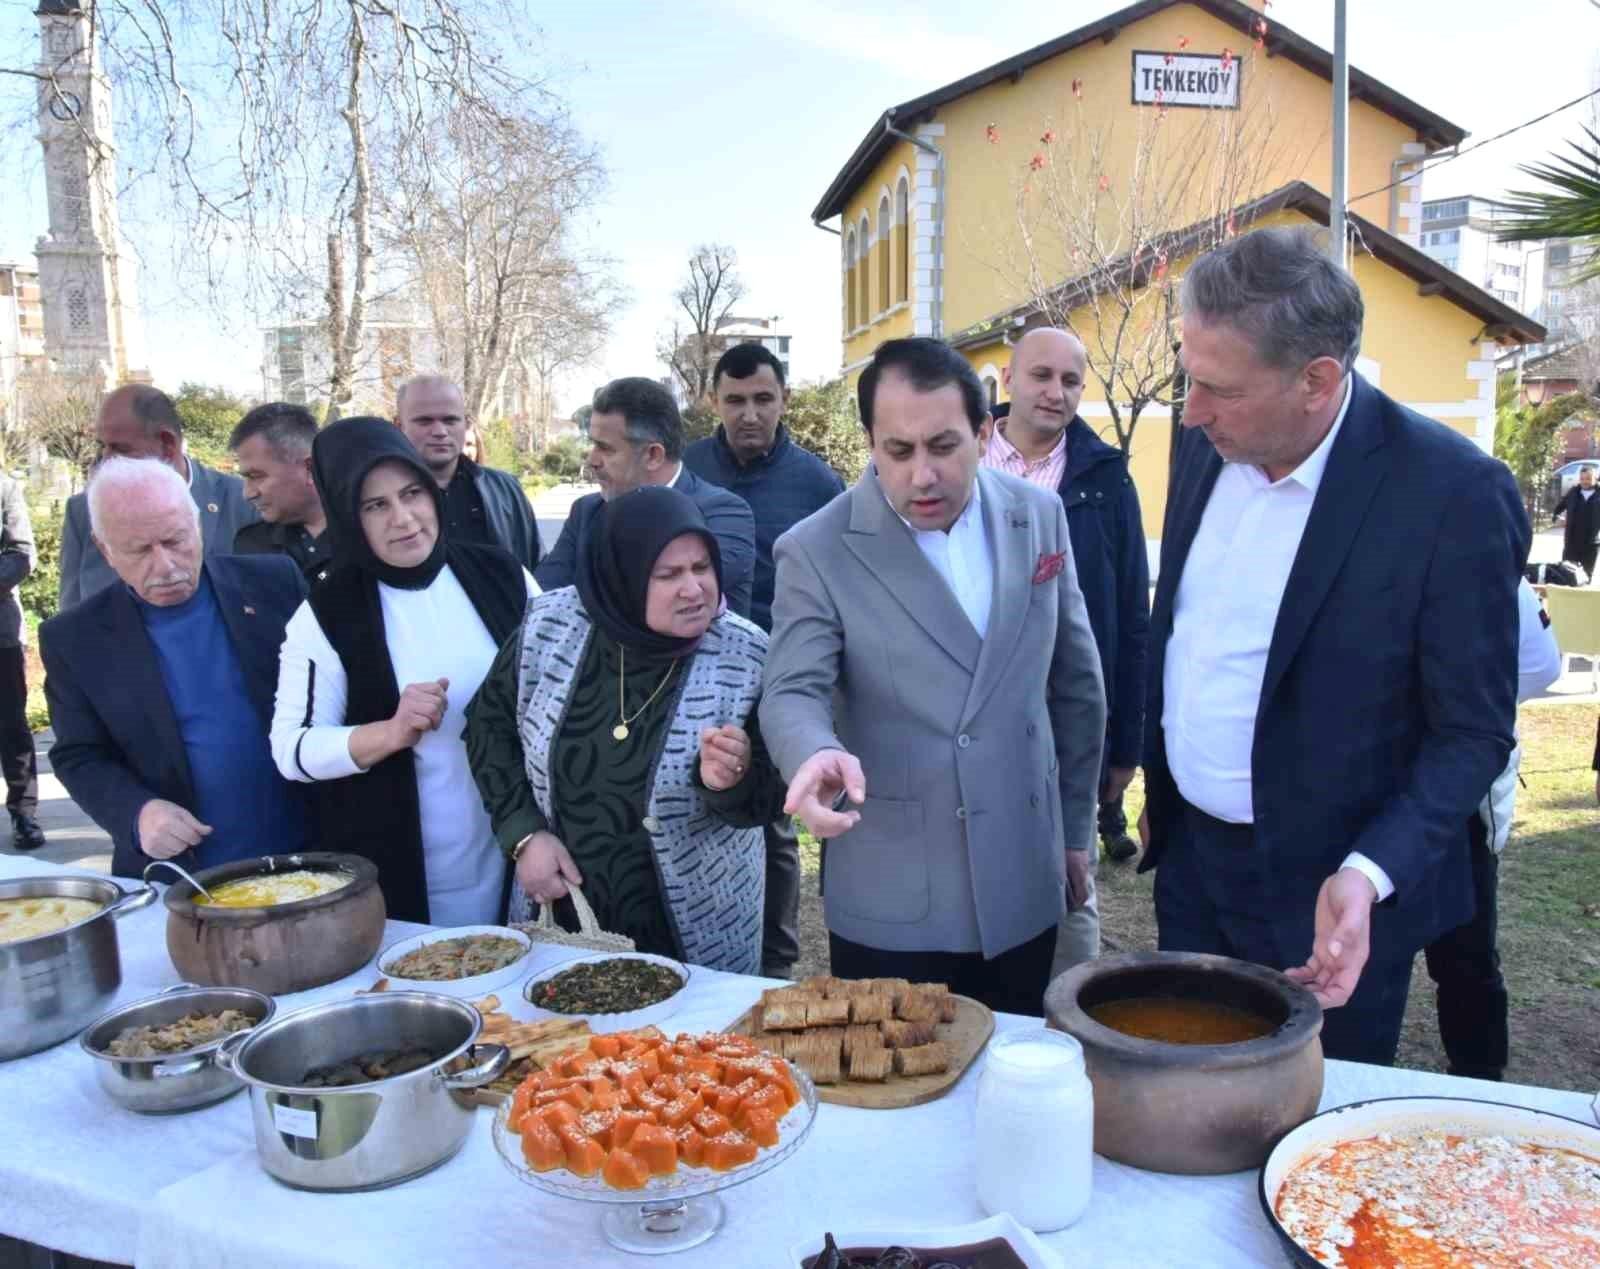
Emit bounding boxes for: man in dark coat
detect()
[231,402,333,587]
[59,385,258,610]
[1551,463,1600,578]
[984,327,1149,975]
[1141,228,1529,1065]
[683,342,844,975]
[43,457,308,878]
[396,375,543,572]
[537,378,756,617]
[0,475,43,851]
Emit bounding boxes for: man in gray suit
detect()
[760,337,1106,1015]
[58,385,257,610]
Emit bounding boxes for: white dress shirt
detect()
[272,564,538,925]
[1162,379,1394,900]
[882,473,993,637]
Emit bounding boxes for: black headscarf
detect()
[312,416,448,589]
[575,485,723,658]
[301,415,526,925]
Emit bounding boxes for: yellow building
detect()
[812,0,1543,530]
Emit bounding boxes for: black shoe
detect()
[10,813,45,852]
[1102,831,1138,862]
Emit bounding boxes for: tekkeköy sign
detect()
[1131,51,1241,109]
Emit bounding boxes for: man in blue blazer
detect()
[535,377,756,617]
[1141,228,1529,1064]
[42,457,309,879]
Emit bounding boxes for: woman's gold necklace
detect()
[613,647,679,742]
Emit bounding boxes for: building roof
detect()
[813,0,1466,223]
[34,1,84,15]
[1522,341,1597,381]
[946,180,1546,351]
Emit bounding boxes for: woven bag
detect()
[513,883,635,954]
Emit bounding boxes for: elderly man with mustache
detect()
[40,456,310,879]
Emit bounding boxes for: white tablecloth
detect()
[4,855,1595,1268]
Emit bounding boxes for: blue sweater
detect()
[139,575,308,867]
[683,426,845,631]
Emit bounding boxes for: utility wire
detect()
[1350,86,1600,202]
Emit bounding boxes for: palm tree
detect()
[1497,127,1600,280]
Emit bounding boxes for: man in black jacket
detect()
[536,378,756,617]
[1552,463,1600,578]
[0,475,43,851]
[985,327,1150,971]
[683,342,844,975]
[231,402,333,586]
[396,376,543,571]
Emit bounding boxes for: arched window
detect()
[858,214,871,327]
[878,195,892,315]
[982,376,999,408]
[895,178,910,305]
[844,229,857,331]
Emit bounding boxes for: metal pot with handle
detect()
[215,991,508,1191]
[0,875,158,1061]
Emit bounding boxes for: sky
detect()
[1,0,1597,413]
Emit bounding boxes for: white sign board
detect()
[1131,51,1240,109]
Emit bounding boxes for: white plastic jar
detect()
[974,1027,1094,1232]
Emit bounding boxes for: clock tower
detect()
[32,0,148,385]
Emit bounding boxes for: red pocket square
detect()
[1033,550,1066,585]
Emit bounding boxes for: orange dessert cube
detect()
[674,1124,707,1167]
[520,1114,564,1172]
[702,1131,758,1172]
[601,1146,650,1190]
[660,1090,703,1128]
[589,1034,623,1059]
[557,1123,606,1177]
[692,1108,733,1138]
[740,1106,780,1148]
[628,1121,679,1177]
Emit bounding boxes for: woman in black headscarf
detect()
[465,485,783,973]
[270,417,534,924]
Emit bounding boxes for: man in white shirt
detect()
[1141,228,1530,1064]
[760,337,1105,1015]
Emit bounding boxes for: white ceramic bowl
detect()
[374,925,533,999]
[789,1214,1064,1269]
[520,950,689,1032]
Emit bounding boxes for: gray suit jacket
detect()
[760,465,1106,958]
[58,459,258,611]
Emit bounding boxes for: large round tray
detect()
[1259,1095,1600,1267]
[490,1059,818,1253]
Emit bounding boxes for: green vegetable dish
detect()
[533,958,683,1015]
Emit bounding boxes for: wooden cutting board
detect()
[728,993,995,1109]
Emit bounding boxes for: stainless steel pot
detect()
[215,991,509,1191]
[80,984,275,1113]
[0,875,158,1061]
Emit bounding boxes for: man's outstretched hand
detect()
[1285,867,1378,1008]
[784,748,866,838]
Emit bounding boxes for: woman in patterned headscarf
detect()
[465,484,783,973]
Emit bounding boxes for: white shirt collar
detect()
[1264,376,1351,494]
[666,463,683,489]
[878,467,983,537]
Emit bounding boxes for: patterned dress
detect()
[466,625,784,959]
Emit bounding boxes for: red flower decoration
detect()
[1163,52,1175,65]
[1177,35,1190,49]
[1033,551,1067,585]
[1254,16,1268,35]
[1040,128,1056,145]
[1029,153,1046,171]
[1098,173,1111,192]
[986,123,1000,144]
[1221,48,1235,71]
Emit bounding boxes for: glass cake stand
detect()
[490,1064,819,1254]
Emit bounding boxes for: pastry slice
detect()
[893,1041,950,1077]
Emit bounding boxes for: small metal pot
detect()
[0,875,158,1061]
[80,984,275,1114]
[215,991,509,1191]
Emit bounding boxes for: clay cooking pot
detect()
[1045,951,1323,1175]
[163,853,386,996]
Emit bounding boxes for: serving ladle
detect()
[142,858,216,903]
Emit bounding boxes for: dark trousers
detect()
[827,924,1057,1018]
[1097,792,1127,842]
[1153,799,1412,1066]
[762,818,801,975]
[1423,816,1505,1080]
[1577,544,1599,580]
[0,645,36,819]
